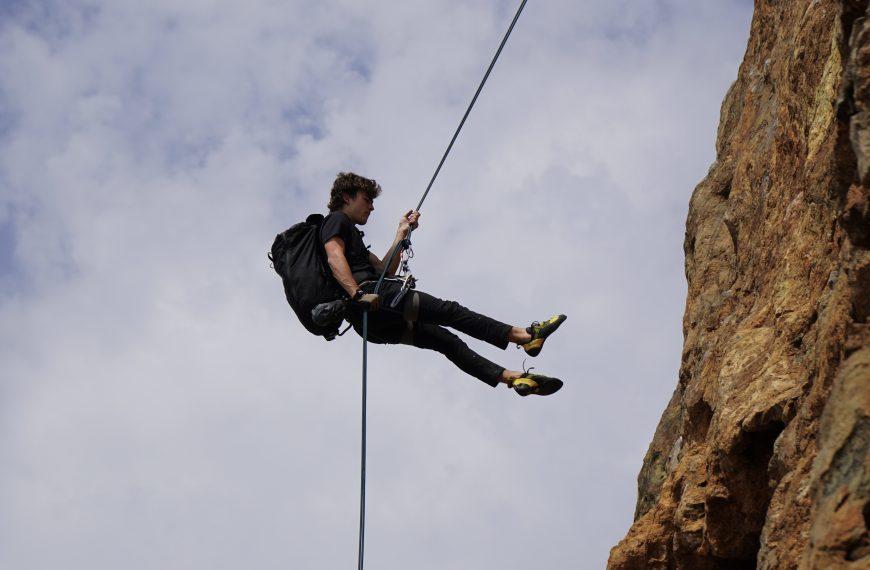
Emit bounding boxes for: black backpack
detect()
[269,214,348,340]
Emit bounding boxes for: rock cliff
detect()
[609,1,869,568]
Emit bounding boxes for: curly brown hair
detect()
[327,172,382,212]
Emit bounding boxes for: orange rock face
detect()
[608,1,870,568]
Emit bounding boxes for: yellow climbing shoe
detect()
[511,371,563,397]
[519,314,567,357]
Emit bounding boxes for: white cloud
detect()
[0,1,752,568]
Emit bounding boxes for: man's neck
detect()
[339,209,357,225]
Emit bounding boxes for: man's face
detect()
[343,191,374,225]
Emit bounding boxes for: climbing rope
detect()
[356,2,530,568]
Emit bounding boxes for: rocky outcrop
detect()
[608,1,870,568]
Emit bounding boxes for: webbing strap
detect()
[358,2,529,568]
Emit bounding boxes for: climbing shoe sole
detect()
[521,314,567,357]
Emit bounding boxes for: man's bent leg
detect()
[412,322,505,387]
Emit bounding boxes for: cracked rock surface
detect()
[608,1,870,568]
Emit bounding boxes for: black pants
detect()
[346,279,513,387]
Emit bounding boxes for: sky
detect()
[0,1,754,568]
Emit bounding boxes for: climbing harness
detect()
[357,1,529,568]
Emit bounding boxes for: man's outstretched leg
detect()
[413,289,567,357]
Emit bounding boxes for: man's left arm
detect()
[370,210,420,277]
[369,236,405,277]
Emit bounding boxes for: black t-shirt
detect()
[320,211,378,283]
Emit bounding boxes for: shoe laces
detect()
[508,359,535,390]
[522,358,535,376]
[515,321,541,350]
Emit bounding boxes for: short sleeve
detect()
[320,213,353,246]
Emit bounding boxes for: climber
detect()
[321,172,566,396]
